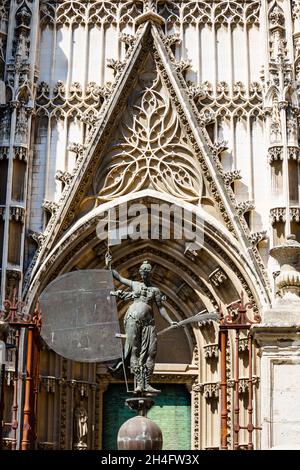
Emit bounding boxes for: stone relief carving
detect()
[92,54,203,203]
[203,343,219,359]
[39,1,260,29]
[158,1,260,27]
[10,206,25,223]
[236,200,255,216]
[223,170,242,186]
[55,170,73,188]
[288,147,300,162]
[270,207,286,224]
[250,231,267,246]
[268,146,283,163]
[28,230,46,248]
[209,267,228,287]
[290,207,300,223]
[42,200,59,216]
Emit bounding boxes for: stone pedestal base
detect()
[252,306,300,449]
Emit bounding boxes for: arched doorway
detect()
[26,193,265,449]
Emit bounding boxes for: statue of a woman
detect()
[106,254,177,393]
[73,405,88,448]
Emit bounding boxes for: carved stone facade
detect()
[0,0,299,451]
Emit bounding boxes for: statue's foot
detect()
[134,384,143,393]
[144,384,161,394]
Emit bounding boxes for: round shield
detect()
[39,270,122,363]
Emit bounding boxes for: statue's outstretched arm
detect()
[155,292,178,326]
[105,252,132,288]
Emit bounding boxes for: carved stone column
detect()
[252,235,300,449]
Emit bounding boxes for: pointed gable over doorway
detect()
[25,21,269,298]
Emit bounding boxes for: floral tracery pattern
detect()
[94,55,203,203]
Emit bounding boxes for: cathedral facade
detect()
[0,0,300,450]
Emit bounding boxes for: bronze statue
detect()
[105,254,177,394]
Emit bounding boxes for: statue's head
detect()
[139,260,152,282]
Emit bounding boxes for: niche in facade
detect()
[8,220,22,265]
[288,160,299,205]
[0,159,8,204]
[273,221,285,245]
[12,159,26,202]
[271,160,283,200]
[0,220,4,268]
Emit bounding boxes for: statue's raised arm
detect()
[105,253,132,288]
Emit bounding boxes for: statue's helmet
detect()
[139,260,152,274]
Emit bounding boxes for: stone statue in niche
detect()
[73,404,88,450]
[105,254,178,394]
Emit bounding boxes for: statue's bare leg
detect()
[144,326,160,393]
[125,319,143,392]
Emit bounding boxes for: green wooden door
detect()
[102,384,191,450]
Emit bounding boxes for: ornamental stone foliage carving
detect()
[223,170,242,186]
[93,54,203,204]
[227,376,259,395]
[236,200,255,216]
[290,207,300,223]
[10,206,25,223]
[288,147,300,162]
[238,337,249,353]
[0,147,8,160]
[194,79,262,119]
[28,230,46,248]
[158,1,260,27]
[199,382,220,400]
[40,0,143,26]
[39,0,261,30]
[250,231,267,246]
[107,59,126,76]
[36,80,108,124]
[0,206,5,220]
[270,207,286,224]
[203,343,219,359]
[268,146,283,163]
[42,200,59,216]
[55,171,73,188]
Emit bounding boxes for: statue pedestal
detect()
[73,442,88,450]
[117,397,163,450]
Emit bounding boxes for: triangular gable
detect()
[25,21,269,294]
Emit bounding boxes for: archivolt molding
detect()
[24,191,267,315]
